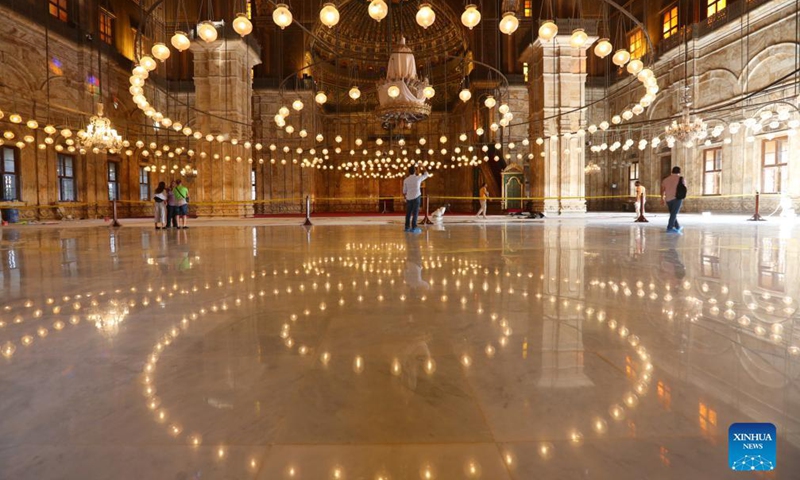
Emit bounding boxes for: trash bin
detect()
[1,209,19,224]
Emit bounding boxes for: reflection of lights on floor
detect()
[2,254,797,478]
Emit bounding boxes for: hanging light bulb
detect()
[387,85,400,98]
[538,20,557,41]
[594,38,613,58]
[151,42,170,61]
[292,99,304,111]
[139,55,157,71]
[315,91,328,104]
[484,96,496,108]
[349,86,361,100]
[612,49,631,66]
[273,4,293,29]
[570,28,588,48]
[416,3,435,29]
[498,104,510,115]
[132,65,149,79]
[626,59,644,75]
[171,31,190,51]
[461,4,481,29]
[197,21,218,43]
[459,88,472,102]
[319,3,340,28]
[233,13,253,36]
[499,12,519,35]
[476,127,485,136]
[368,0,388,22]
[423,86,435,99]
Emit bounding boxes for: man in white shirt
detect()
[402,165,430,233]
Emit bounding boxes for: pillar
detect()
[189,37,261,216]
[530,34,596,214]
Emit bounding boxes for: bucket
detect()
[1,209,19,224]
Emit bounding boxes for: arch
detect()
[739,42,800,94]
[696,69,740,109]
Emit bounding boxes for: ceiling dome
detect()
[310,0,469,96]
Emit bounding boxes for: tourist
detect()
[476,182,488,219]
[173,179,190,230]
[166,180,178,229]
[661,166,686,233]
[153,181,167,229]
[634,180,646,218]
[402,165,430,233]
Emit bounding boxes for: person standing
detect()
[634,180,646,218]
[661,166,686,234]
[476,182,489,219]
[166,180,178,229]
[153,181,168,229]
[402,166,429,233]
[173,179,190,229]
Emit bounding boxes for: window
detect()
[57,154,76,202]
[251,167,257,200]
[629,29,646,60]
[99,9,114,45]
[523,0,532,18]
[702,148,722,195]
[246,0,253,19]
[761,137,788,194]
[707,0,726,18]
[49,0,68,22]
[628,162,639,196]
[663,6,678,39]
[1,146,20,201]
[108,161,120,201]
[522,62,529,83]
[139,166,150,201]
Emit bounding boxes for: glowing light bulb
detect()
[368,0,388,22]
[171,31,190,51]
[319,3,340,28]
[459,88,472,102]
[233,13,253,36]
[273,4,293,29]
[594,38,613,58]
[461,4,481,29]
[416,3,436,29]
[499,12,519,35]
[612,49,631,67]
[538,20,557,41]
[197,21,218,43]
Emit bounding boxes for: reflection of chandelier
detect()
[584,163,601,174]
[78,103,123,152]
[664,106,707,147]
[376,38,432,129]
[89,301,128,338]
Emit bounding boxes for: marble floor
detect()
[0,214,798,479]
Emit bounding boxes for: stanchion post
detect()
[111,200,122,227]
[634,196,649,223]
[748,191,766,221]
[420,194,433,225]
[381,199,387,214]
[303,195,313,226]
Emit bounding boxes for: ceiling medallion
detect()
[376,38,432,129]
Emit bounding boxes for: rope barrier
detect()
[0,193,783,211]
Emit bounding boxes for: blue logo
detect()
[728,423,776,471]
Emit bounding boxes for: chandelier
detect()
[664,107,707,148]
[180,165,198,179]
[78,103,123,151]
[376,38,432,129]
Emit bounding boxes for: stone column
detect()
[530,35,595,214]
[189,37,261,216]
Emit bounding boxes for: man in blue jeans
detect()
[661,166,685,234]
[403,166,430,233]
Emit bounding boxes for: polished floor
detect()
[0,214,798,479]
